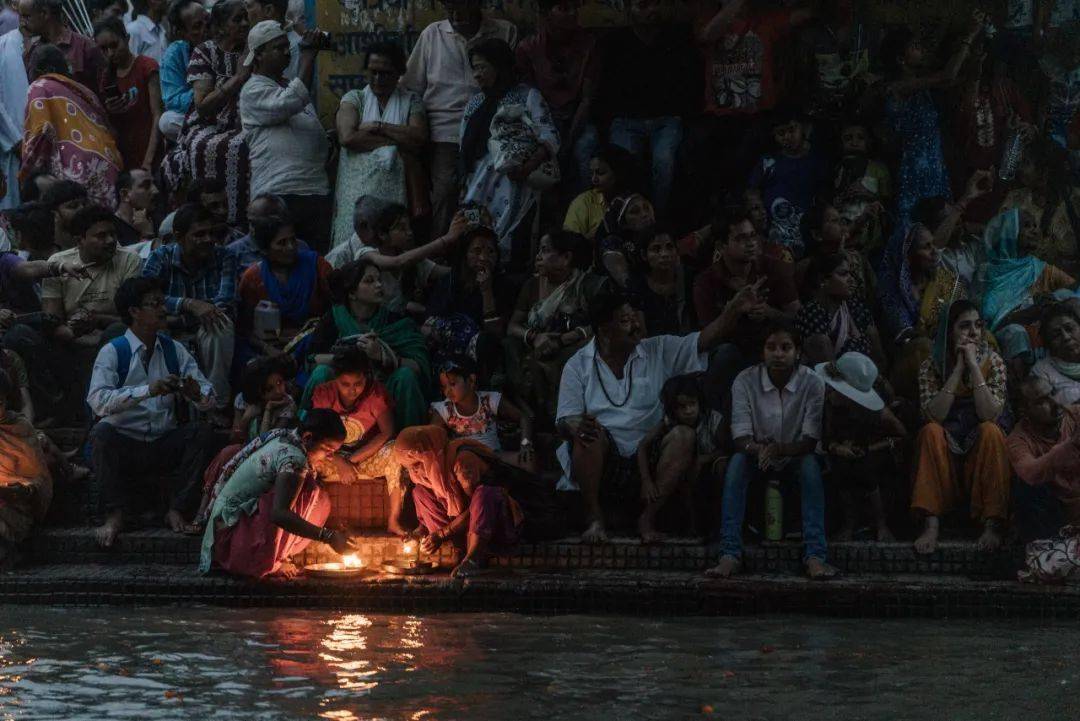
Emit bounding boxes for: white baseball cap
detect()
[244,20,287,67]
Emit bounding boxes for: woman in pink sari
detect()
[20,44,122,208]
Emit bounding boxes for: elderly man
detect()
[18,0,104,90]
[239,20,332,253]
[401,0,516,237]
[1007,376,1080,540]
[244,0,299,79]
[555,291,736,543]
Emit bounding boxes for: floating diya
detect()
[304,553,371,579]
[380,540,435,575]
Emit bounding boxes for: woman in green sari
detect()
[302,259,432,427]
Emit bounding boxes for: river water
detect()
[0,607,1075,720]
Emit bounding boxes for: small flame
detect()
[402,541,415,555]
[341,554,363,568]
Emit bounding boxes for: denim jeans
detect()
[609,116,683,216]
[720,452,828,562]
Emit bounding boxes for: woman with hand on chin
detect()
[910,300,1011,555]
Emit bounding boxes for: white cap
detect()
[244,20,287,67]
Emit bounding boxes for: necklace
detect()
[593,351,635,408]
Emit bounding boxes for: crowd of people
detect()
[2,0,1080,582]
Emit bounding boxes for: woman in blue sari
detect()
[237,215,333,358]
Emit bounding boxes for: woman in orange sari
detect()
[0,370,53,568]
[392,425,530,578]
[21,44,122,208]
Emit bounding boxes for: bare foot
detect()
[876,524,896,542]
[977,522,1004,552]
[704,555,742,578]
[637,513,664,545]
[95,511,123,548]
[834,525,855,542]
[164,509,190,534]
[913,518,940,555]
[581,520,608,544]
[805,557,839,580]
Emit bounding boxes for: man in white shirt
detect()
[401,0,516,237]
[87,277,218,548]
[125,0,168,62]
[555,291,734,543]
[707,319,834,580]
[244,0,300,79]
[239,20,332,252]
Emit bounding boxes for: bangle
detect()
[317,527,334,543]
[524,328,536,345]
[483,313,500,322]
[576,326,588,342]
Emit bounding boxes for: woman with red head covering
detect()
[393,424,527,578]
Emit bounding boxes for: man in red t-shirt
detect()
[679,0,814,220]
[308,350,408,535]
[692,206,800,408]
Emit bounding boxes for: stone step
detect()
[0,563,1075,618]
[27,527,1025,579]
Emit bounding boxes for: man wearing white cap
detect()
[239,19,332,253]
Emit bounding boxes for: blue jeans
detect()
[609,116,683,216]
[720,452,828,562]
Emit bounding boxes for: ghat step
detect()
[0,564,1074,618]
[27,528,1025,579]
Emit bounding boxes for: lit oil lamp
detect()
[380,539,435,575]
[304,553,370,578]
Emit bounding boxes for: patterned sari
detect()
[21,73,121,207]
[162,41,249,224]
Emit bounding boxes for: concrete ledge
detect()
[0,563,1076,618]
[29,528,1025,579]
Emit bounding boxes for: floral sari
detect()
[21,73,121,207]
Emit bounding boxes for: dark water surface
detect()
[0,607,1075,720]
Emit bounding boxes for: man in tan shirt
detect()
[42,204,141,348]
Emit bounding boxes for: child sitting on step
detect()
[429,355,536,473]
[636,373,725,544]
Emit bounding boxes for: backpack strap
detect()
[156,333,181,377]
[109,335,133,387]
[109,334,182,388]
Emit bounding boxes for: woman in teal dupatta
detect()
[982,208,1076,363]
[301,259,432,427]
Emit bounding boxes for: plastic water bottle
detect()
[999,130,1024,182]
[253,300,281,341]
[765,480,783,541]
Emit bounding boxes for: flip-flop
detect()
[181,523,205,536]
